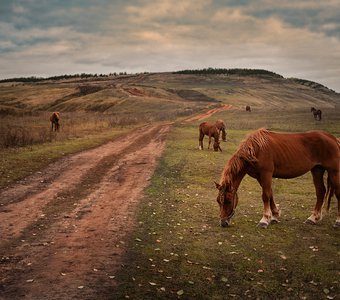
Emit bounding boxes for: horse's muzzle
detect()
[220,211,235,227]
[220,219,230,227]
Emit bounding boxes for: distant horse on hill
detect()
[215,120,227,142]
[311,107,322,121]
[215,128,340,228]
[199,122,222,152]
[50,112,60,132]
[246,105,251,112]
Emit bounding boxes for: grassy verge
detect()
[0,127,133,188]
[114,109,340,299]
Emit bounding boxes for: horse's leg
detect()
[199,131,204,150]
[270,195,281,224]
[51,122,54,131]
[257,173,273,228]
[305,167,326,225]
[208,134,212,149]
[328,170,340,227]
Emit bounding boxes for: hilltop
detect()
[0,70,339,117]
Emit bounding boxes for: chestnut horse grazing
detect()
[199,122,222,152]
[50,112,60,132]
[215,128,340,228]
[246,105,251,112]
[311,107,322,121]
[215,119,227,142]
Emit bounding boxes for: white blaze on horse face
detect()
[220,194,234,220]
[216,183,236,227]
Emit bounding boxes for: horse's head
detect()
[215,181,238,227]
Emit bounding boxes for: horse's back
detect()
[199,122,215,135]
[267,130,339,173]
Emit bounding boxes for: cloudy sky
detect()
[1,0,340,91]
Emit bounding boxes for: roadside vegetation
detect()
[114,108,340,299]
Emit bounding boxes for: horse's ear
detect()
[214,181,221,190]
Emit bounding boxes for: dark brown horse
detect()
[215,119,227,142]
[215,128,340,228]
[199,122,222,152]
[246,105,251,112]
[311,107,322,121]
[50,112,60,132]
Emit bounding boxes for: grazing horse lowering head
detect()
[214,128,340,229]
[215,181,239,227]
[198,122,222,152]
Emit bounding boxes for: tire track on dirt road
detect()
[0,125,164,242]
[0,123,171,300]
[183,104,233,122]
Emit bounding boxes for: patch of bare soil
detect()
[184,104,233,122]
[0,123,171,300]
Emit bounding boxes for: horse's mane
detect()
[221,128,270,185]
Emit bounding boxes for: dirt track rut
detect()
[0,123,171,299]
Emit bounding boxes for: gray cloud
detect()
[1,0,340,91]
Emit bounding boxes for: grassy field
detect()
[113,108,340,299]
[1,72,339,298]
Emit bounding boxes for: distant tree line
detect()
[0,72,133,83]
[174,68,283,78]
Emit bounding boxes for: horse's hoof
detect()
[270,219,279,225]
[304,219,316,225]
[257,222,268,229]
[333,222,340,228]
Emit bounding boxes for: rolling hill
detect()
[0,70,339,118]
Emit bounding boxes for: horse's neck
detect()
[231,170,246,192]
[225,156,247,191]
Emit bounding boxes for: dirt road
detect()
[0,124,171,299]
[184,104,233,122]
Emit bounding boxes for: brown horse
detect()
[50,112,60,132]
[199,122,222,152]
[311,107,322,121]
[246,105,251,112]
[215,120,227,142]
[215,128,340,228]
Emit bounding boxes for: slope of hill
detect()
[0,71,339,117]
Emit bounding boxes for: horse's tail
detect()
[325,174,334,212]
[326,138,340,210]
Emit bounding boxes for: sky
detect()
[1,0,340,91]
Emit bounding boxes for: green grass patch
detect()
[114,111,340,299]
[0,127,132,188]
